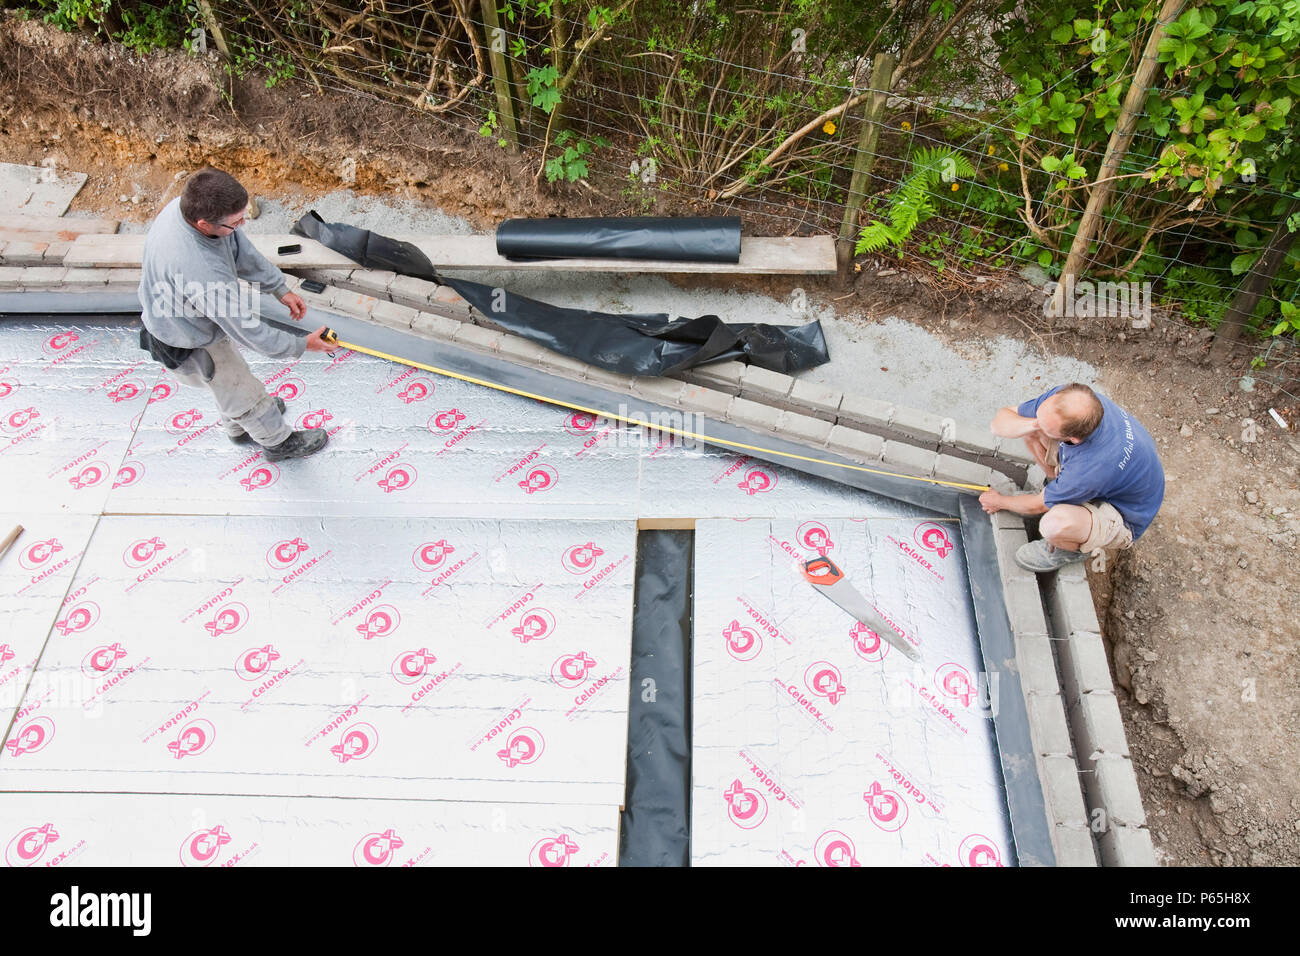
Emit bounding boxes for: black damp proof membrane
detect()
[496,216,742,264]
[291,211,830,377]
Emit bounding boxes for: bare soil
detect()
[3,16,1298,866]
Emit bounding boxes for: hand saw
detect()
[803,556,921,662]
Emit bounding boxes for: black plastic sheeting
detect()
[292,211,829,377]
[619,530,693,867]
[497,216,741,263]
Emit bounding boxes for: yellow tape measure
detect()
[319,327,991,493]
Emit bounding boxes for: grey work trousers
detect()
[170,337,291,447]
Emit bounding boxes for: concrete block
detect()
[881,439,936,477]
[836,394,894,431]
[630,376,687,408]
[825,425,884,463]
[933,453,994,488]
[1052,825,1100,867]
[1047,563,1101,636]
[947,420,1000,457]
[680,360,745,395]
[452,323,502,352]
[583,364,636,392]
[430,284,474,320]
[0,240,6,260]
[62,267,113,286]
[994,526,1033,581]
[889,405,946,449]
[1002,576,1047,638]
[0,267,24,290]
[679,384,733,421]
[1040,754,1089,825]
[44,241,71,261]
[1069,692,1131,762]
[0,241,49,264]
[535,350,591,379]
[1028,694,1074,758]
[410,311,461,341]
[104,269,143,292]
[370,299,420,332]
[996,435,1037,465]
[388,275,437,308]
[19,266,69,288]
[785,379,842,419]
[1026,464,1047,489]
[1015,631,1060,698]
[331,289,380,315]
[738,365,793,402]
[1093,755,1148,827]
[1099,825,1156,867]
[1057,630,1114,706]
[988,472,1018,495]
[497,335,548,366]
[992,509,1025,531]
[346,269,396,296]
[726,396,783,433]
[775,410,834,446]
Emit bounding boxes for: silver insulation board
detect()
[691,518,1015,866]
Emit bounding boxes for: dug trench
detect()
[2,15,1298,866]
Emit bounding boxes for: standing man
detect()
[138,167,333,461]
[978,383,1165,572]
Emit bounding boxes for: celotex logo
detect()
[429,408,465,432]
[5,717,55,758]
[563,412,597,436]
[179,825,232,868]
[849,622,887,662]
[122,536,166,568]
[0,380,15,399]
[796,520,834,557]
[412,539,454,571]
[331,722,379,763]
[42,331,79,356]
[723,619,762,662]
[511,608,555,644]
[550,652,595,689]
[356,605,401,641]
[113,461,145,489]
[166,719,215,760]
[518,464,557,495]
[354,829,403,867]
[723,779,768,830]
[378,464,417,494]
[814,830,861,868]
[863,781,908,833]
[266,537,309,570]
[959,834,1004,868]
[18,537,61,571]
[271,377,305,403]
[914,521,954,559]
[205,603,250,638]
[68,462,107,490]
[107,381,143,403]
[391,648,437,684]
[3,406,39,432]
[738,467,777,495]
[6,823,59,868]
[149,380,175,403]
[497,727,545,768]
[561,541,604,575]
[529,834,579,868]
[935,662,976,708]
[235,644,280,681]
[396,379,433,404]
[80,642,126,679]
[804,660,847,705]
[239,464,280,493]
[164,408,204,435]
[295,408,333,430]
[57,601,101,637]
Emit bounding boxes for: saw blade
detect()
[803,556,921,662]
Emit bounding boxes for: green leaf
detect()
[1051,24,1073,43]
[1038,249,1053,267]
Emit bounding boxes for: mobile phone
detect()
[278,243,302,255]
[301,279,326,294]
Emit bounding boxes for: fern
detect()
[855,146,976,255]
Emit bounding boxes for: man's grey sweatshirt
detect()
[137,198,306,361]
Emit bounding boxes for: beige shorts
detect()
[1080,501,1134,554]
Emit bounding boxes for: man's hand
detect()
[279,291,307,321]
[303,325,336,353]
[979,490,1004,514]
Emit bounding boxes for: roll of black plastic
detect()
[496,216,742,263]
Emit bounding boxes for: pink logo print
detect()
[235,644,280,681]
[864,781,909,832]
[271,377,305,403]
[497,727,545,768]
[239,464,280,492]
[166,719,215,760]
[5,717,55,758]
[959,834,1004,868]
[814,830,861,868]
[123,536,165,568]
[166,408,203,434]
[149,381,175,403]
[391,648,437,684]
[107,381,141,403]
[519,464,557,494]
[0,645,13,666]
[849,622,889,663]
[57,601,101,637]
[914,522,954,559]
[354,829,403,867]
[18,537,61,571]
[804,660,846,705]
[561,541,604,575]
[796,520,834,556]
[331,722,379,763]
[430,408,466,432]
[4,407,39,431]
[0,381,14,399]
[550,652,596,688]
[180,825,232,867]
[80,641,125,678]
[296,408,333,430]
[724,779,768,830]
[723,619,762,662]
[511,608,555,644]
[396,380,433,404]
[563,412,597,436]
[43,332,79,355]
[355,605,401,641]
[528,834,579,868]
[266,537,309,569]
[5,823,59,868]
[68,462,107,490]
[935,663,976,708]
[204,603,249,638]
[412,539,454,571]
[738,468,777,495]
[378,464,417,494]
[113,461,145,488]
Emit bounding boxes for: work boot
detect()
[1015,539,1086,573]
[263,428,328,462]
[229,397,287,445]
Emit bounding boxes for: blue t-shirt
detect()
[1018,386,1165,539]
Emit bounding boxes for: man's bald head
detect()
[1039,383,1103,442]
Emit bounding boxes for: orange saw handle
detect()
[802,556,844,586]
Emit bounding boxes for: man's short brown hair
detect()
[1054,383,1104,440]
[180,168,248,226]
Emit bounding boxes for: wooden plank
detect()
[636,517,697,530]
[0,215,120,240]
[65,233,837,274]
